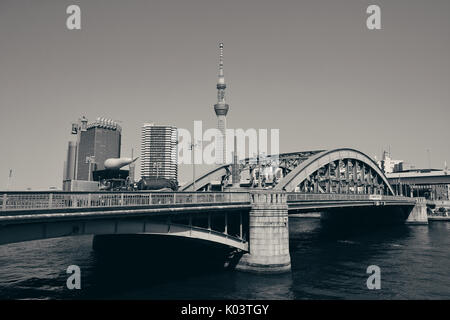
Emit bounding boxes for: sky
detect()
[0,0,449,190]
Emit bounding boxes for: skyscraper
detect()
[214,43,229,164]
[140,123,178,182]
[76,118,122,181]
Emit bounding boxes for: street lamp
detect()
[85,156,96,182]
[153,162,162,179]
[73,116,88,180]
[6,169,12,191]
[189,140,201,191]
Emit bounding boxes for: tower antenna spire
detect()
[213,42,229,165]
[217,42,226,103]
[219,43,224,77]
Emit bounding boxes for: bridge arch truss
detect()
[274,148,394,195]
[182,148,395,196]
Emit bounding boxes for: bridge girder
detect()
[181,151,323,191]
[274,149,394,195]
[0,211,248,250]
[181,148,395,195]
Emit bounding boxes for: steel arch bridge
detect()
[181,148,395,195]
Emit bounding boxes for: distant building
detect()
[386,168,450,200]
[76,118,122,181]
[63,141,77,181]
[62,141,77,190]
[377,151,403,174]
[140,123,178,182]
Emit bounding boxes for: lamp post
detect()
[86,156,96,182]
[153,162,162,179]
[129,148,135,184]
[189,141,200,191]
[73,116,88,180]
[6,169,12,191]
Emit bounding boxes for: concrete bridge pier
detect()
[236,191,291,274]
[406,197,428,224]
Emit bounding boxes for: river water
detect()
[0,217,449,300]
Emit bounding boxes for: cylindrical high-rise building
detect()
[214,43,229,165]
[65,141,77,181]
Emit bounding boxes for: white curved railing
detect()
[0,192,251,212]
[0,191,415,213]
[286,193,414,202]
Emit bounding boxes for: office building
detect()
[76,117,122,181]
[377,151,403,174]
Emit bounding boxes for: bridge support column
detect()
[406,197,428,224]
[236,191,291,274]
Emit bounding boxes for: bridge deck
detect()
[1,191,251,213]
[0,191,415,219]
[0,191,416,247]
[287,193,415,211]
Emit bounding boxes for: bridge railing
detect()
[0,192,251,212]
[0,191,414,212]
[286,193,413,202]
